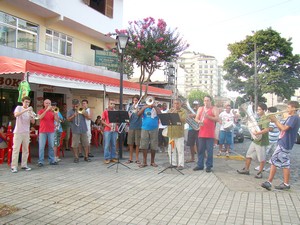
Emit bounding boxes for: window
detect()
[0,11,38,51]
[45,29,73,57]
[86,0,114,18]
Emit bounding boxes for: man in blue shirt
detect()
[138,98,161,168]
[261,101,300,190]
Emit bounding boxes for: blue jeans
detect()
[197,137,214,169]
[104,131,118,160]
[38,132,55,164]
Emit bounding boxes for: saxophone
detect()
[182,101,200,130]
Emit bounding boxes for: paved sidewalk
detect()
[1,145,300,225]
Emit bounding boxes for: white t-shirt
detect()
[219,110,234,131]
[13,106,31,134]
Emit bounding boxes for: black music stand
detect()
[107,111,130,172]
[157,113,184,175]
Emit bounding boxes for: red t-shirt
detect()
[38,109,55,133]
[198,107,216,138]
[102,110,118,132]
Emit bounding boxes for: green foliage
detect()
[223,28,300,100]
[187,90,210,106]
[112,17,189,95]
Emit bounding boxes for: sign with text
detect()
[95,50,119,71]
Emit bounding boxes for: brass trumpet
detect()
[52,107,59,113]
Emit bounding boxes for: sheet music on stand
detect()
[158,112,184,175]
[108,110,129,124]
[158,113,182,126]
[107,110,130,172]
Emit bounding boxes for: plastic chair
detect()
[57,131,66,157]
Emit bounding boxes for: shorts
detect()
[140,129,158,151]
[246,142,266,162]
[187,129,198,147]
[127,129,141,145]
[54,131,62,147]
[219,130,233,145]
[270,145,291,169]
[72,133,89,148]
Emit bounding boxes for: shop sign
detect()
[0,76,21,89]
[95,50,119,70]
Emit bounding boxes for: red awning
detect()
[0,56,172,96]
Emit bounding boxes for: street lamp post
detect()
[116,34,129,159]
[167,63,177,99]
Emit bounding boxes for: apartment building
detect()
[177,51,224,98]
[0,0,171,126]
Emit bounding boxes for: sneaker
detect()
[84,157,91,162]
[275,183,290,190]
[37,163,44,167]
[177,166,184,170]
[78,153,84,158]
[21,166,31,171]
[255,172,262,179]
[216,152,221,156]
[206,167,212,173]
[225,152,229,157]
[255,166,266,171]
[193,166,204,171]
[50,161,58,165]
[104,159,110,164]
[55,157,61,162]
[261,181,272,191]
[237,168,250,175]
[11,167,18,173]
[74,158,79,163]
[88,153,94,157]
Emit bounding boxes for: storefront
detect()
[0,56,172,127]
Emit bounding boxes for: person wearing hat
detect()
[186,100,200,163]
[37,99,59,167]
[67,99,91,163]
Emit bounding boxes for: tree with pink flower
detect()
[112,17,189,97]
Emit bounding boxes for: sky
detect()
[122,0,300,64]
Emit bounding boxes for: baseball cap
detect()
[72,99,80,105]
[193,100,199,105]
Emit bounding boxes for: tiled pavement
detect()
[1,145,300,225]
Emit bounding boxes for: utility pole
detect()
[254,42,257,111]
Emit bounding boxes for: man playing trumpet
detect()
[165,99,187,170]
[261,101,300,190]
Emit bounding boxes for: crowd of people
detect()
[6,95,300,190]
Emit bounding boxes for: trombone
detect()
[77,107,86,114]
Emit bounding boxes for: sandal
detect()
[139,164,148,168]
[135,160,141,164]
[185,159,195,163]
[150,163,158,167]
[125,160,133,164]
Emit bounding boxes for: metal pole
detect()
[119,52,124,159]
[254,42,258,110]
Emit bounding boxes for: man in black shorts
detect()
[186,101,199,162]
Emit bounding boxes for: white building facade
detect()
[177,51,225,98]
